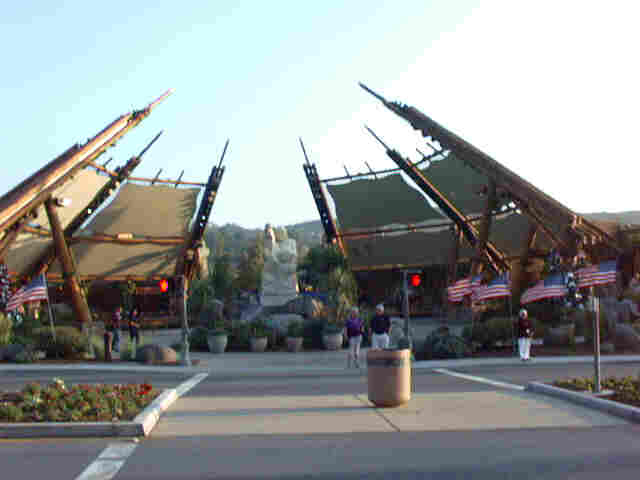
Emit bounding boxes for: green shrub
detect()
[90,335,104,359]
[422,331,471,360]
[485,317,516,345]
[13,313,42,337]
[462,322,491,348]
[11,334,36,350]
[250,316,271,337]
[463,316,546,349]
[229,323,251,351]
[32,326,88,359]
[287,320,304,337]
[188,326,210,352]
[0,313,12,345]
[303,317,325,349]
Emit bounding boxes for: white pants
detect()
[348,335,362,367]
[371,333,390,350]
[518,337,532,360]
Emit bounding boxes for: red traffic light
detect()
[158,279,169,293]
[409,274,422,287]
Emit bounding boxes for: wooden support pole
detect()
[513,225,538,300]
[445,226,462,318]
[44,198,92,325]
[0,221,27,263]
[472,181,498,276]
[177,275,191,366]
[448,226,462,283]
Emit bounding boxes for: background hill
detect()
[203,220,323,269]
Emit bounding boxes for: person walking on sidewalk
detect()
[345,306,364,368]
[110,306,123,352]
[370,303,391,350]
[517,308,534,361]
[128,306,142,350]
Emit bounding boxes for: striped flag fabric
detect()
[576,260,617,288]
[6,274,48,311]
[472,273,511,302]
[520,273,567,305]
[447,275,481,303]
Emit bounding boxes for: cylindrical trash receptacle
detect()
[367,349,411,407]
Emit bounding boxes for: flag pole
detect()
[43,274,56,342]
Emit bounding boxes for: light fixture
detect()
[54,197,72,208]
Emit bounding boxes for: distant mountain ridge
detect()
[203,211,640,264]
[581,211,640,226]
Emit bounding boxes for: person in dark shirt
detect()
[129,307,141,349]
[370,304,391,349]
[110,306,122,353]
[517,308,534,361]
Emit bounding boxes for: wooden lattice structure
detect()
[0,90,227,325]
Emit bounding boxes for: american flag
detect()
[520,273,567,305]
[576,260,617,288]
[472,272,511,302]
[6,274,48,311]
[447,275,481,303]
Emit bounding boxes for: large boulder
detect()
[613,324,640,350]
[544,324,575,346]
[285,295,327,319]
[136,344,178,364]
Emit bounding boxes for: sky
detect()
[2,1,639,230]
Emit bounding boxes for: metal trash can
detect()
[367,348,411,407]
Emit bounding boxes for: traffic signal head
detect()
[158,278,169,293]
[409,274,422,287]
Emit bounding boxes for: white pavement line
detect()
[434,368,525,391]
[75,442,138,480]
[175,372,209,397]
[74,374,207,479]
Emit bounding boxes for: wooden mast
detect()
[44,198,92,325]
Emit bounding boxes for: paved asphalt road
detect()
[1,362,640,479]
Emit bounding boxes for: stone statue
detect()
[261,223,298,307]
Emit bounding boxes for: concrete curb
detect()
[525,381,640,423]
[0,388,179,439]
[0,364,209,373]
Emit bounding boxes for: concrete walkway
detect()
[152,383,627,439]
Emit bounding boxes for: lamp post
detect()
[178,275,191,367]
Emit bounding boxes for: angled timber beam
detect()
[0,89,173,237]
[358,83,604,249]
[471,180,498,275]
[513,225,538,299]
[299,138,345,254]
[364,126,507,273]
[179,139,229,280]
[45,197,92,325]
[25,132,163,279]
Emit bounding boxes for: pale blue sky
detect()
[2,1,639,229]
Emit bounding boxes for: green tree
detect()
[297,245,357,325]
[234,232,264,293]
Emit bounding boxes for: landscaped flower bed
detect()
[0,378,159,422]
[552,376,640,408]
